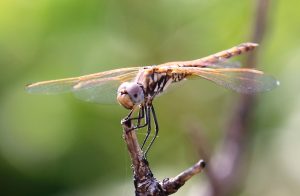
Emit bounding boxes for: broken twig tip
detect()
[199,160,206,169]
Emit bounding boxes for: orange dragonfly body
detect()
[26,43,279,156]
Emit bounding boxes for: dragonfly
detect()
[26,43,279,157]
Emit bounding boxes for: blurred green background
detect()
[0,0,299,195]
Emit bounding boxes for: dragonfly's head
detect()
[117,82,144,109]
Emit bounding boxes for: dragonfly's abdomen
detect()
[201,43,258,63]
[184,42,258,67]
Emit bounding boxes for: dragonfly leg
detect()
[134,106,148,129]
[141,106,152,150]
[127,106,149,130]
[132,106,146,125]
[122,104,155,159]
[136,106,144,127]
[121,108,135,129]
[123,106,150,134]
[144,105,159,158]
[124,109,134,120]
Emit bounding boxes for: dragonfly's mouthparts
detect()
[117,82,145,110]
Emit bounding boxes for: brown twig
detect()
[122,118,206,195]
[161,160,206,193]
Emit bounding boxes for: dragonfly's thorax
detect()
[135,66,187,98]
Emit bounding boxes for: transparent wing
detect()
[73,70,139,103]
[186,67,279,94]
[201,61,242,68]
[26,67,141,103]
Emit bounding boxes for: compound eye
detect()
[126,84,144,104]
